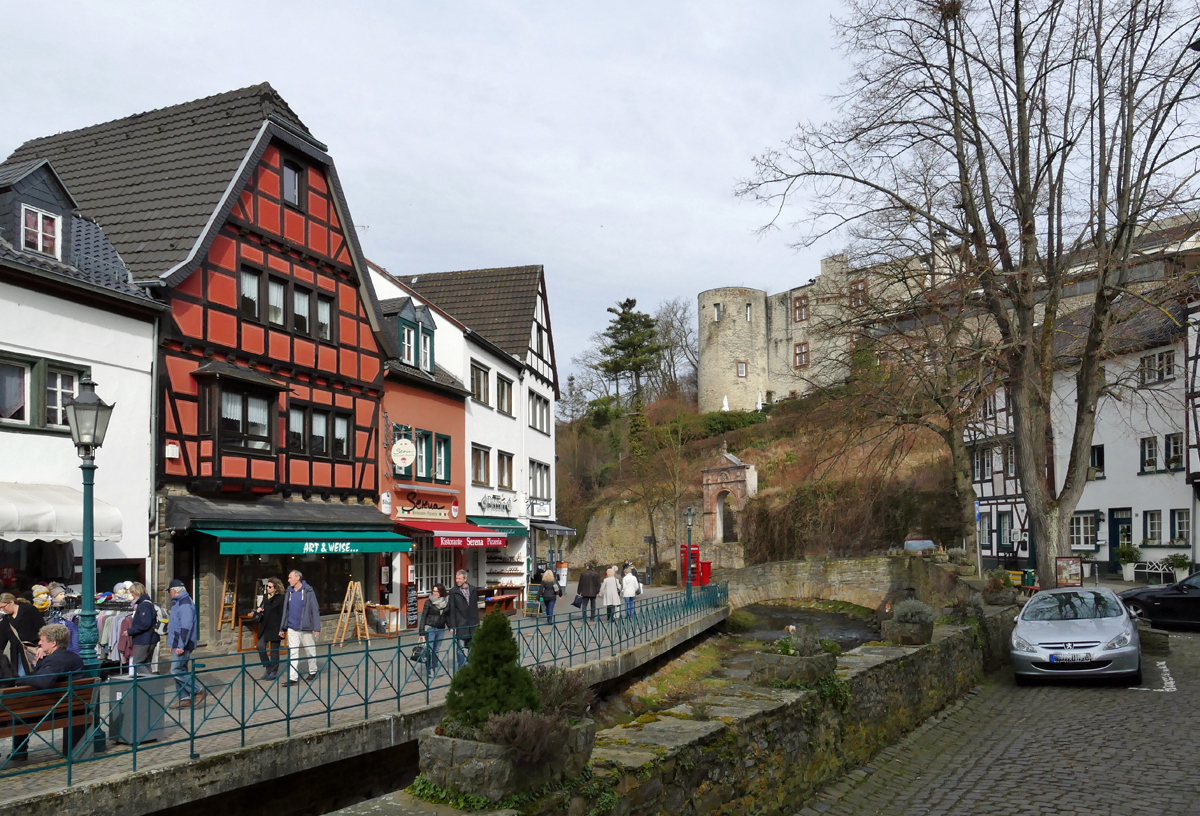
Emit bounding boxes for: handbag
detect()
[571,594,584,609]
[410,645,427,663]
[250,609,265,625]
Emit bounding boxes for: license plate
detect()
[1049,652,1092,663]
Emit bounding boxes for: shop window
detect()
[21,205,61,259]
[413,537,455,596]
[220,390,272,451]
[498,452,514,490]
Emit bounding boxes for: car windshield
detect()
[1022,591,1124,621]
[1183,573,1200,589]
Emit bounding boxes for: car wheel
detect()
[1125,602,1147,621]
[1125,659,1143,687]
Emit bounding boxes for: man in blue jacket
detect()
[10,623,85,762]
[166,579,205,709]
[126,582,160,668]
[279,570,320,684]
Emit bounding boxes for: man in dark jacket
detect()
[10,623,85,762]
[167,579,205,709]
[577,563,601,622]
[448,570,480,671]
[126,582,160,668]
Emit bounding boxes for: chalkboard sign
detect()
[406,584,418,627]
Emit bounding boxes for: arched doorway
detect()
[716,491,738,543]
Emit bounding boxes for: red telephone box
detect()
[679,544,700,586]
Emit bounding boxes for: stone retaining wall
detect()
[520,605,1016,816]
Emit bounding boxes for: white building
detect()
[969,294,1194,575]
[0,160,163,594]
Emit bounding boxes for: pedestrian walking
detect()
[254,577,284,680]
[166,579,205,709]
[280,570,320,685]
[599,567,621,622]
[418,583,450,678]
[539,569,562,622]
[448,570,480,670]
[577,563,600,621]
[621,567,640,619]
[126,582,159,669]
[9,624,85,762]
[0,592,45,676]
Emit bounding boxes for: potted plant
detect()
[751,623,837,685]
[880,599,937,645]
[1163,552,1192,583]
[947,547,976,576]
[1078,550,1094,579]
[415,611,596,803]
[1115,545,1142,581]
[982,569,1017,605]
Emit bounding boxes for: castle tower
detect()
[697,287,769,413]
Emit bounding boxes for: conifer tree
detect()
[444,610,540,727]
[599,299,665,404]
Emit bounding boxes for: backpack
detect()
[153,604,169,637]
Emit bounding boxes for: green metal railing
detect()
[0,582,727,787]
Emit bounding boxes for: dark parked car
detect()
[1119,572,1200,626]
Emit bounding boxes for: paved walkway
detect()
[0,586,714,807]
[796,631,1200,816]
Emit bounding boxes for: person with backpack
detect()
[126,582,160,669]
[167,579,204,709]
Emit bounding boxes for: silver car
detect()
[1010,587,1141,685]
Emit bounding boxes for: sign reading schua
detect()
[302,541,355,554]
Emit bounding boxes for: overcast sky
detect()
[1,1,847,376]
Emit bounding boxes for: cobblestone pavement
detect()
[0,590,709,807]
[796,631,1200,816]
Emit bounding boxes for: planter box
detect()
[982,589,1017,606]
[1174,568,1190,583]
[751,651,837,686]
[418,719,596,802]
[956,564,977,576]
[1122,563,1137,582]
[1082,563,1092,578]
[881,619,934,645]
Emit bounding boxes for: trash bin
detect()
[699,561,712,585]
[108,666,173,746]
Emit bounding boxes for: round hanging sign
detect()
[451,499,460,519]
[390,438,416,468]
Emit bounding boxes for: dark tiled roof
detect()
[0,215,153,303]
[398,266,542,356]
[191,360,289,390]
[1053,288,1191,363]
[383,359,470,395]
[0,83,307,282]
[165,494,393,531]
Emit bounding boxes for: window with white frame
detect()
[1171,509,1190,543]
[1139,350,1176,385]
[736,361,748,378]
[1069,514,1097,550]
[44,370,76,427]
[472,446,490,485]
[1141,437,1158,472]
[529,459,551,499]
[412,536,454,596]
[981,394,996,419]
[971,446,993,481]
[849,279,867,307]
[1004,443,1016,478]
[402,325,415,365]
[415,430,431,479]
[1145,510,1162,543]
[434,435,450,483]
[794,342,809,369]
[21,205,61,259]
[529,391,550,433]
[220,390,272,451]
[1165,433,1184,469]
[713,303,722,322]
[498,452,514,490]
[420,332,431,371]
[794,295,809,322]
[977,513,992,552]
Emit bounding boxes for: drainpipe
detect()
[147,314,161,598]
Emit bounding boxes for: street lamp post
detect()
[683,506,695,601]
[63,378,114,675]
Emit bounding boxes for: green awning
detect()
[467,516,528,539]
[196,528,412,555]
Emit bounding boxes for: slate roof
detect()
[191,360,289,391]
[0,83,307,282]
[1052,287,1192,364]
[397,266,542,357]
[165,494,393,531]
[0,215,155,304]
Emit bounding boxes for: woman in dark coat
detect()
[539,571,562,623]
[417,584,450,678]
[0,593,45,675]
[254,578,285,680]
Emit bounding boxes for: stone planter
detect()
[418,719,596,802]
[751,651,837,686]
[1082,562,1092,579]
[1174,567,1190,583]
[930,554,950,564]
[982,589,1017,606]
[956,564,976,576]
[881,619,934,645]
[1122,563,1137,581]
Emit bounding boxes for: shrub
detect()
[985,568,1013,588]
[946,547,968,565]
[764,623,819,656]
[1115,545,1142,565]
[531,665,596,719]
[892,599,936,626]
[445,610,541,727]
[437,717,481,741]
[700,410,768,438]
[1163,553,1192,569]
[818,638,843,656]
[483,709,569,765]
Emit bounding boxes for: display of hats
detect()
[33,595,50,612]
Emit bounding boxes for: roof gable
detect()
[398,266,542,356]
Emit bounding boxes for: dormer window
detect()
[21,205,61,260]
[421,331,432,371]
[402,325,415,365]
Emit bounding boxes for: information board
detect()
[406,583,419,627]
[1055,557,1083,587]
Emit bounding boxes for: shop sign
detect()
[380,491,393,515]
[529,500,551,518]
[451,499,460,519]
[390,439,416,469]
[479,494,513,512]
[393,489,449,520]
[436,534,506,548]
[302,541,356,554]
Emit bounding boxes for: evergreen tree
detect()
[444,610,540,727]
[599,299,665,403]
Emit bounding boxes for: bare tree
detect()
[740,0,1200,586]
[646,297,700,402]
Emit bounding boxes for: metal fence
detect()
[0,582,727,787]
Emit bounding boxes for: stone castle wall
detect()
[697,287,769,413]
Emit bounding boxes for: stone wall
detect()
[522,606,1017,816]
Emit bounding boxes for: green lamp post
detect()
[63,378,114,674]
[683,506,696,600]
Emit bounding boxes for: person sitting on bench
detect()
[9,623,85,763]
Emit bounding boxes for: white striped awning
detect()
[0,483,123,543]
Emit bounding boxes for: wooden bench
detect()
[0,676,99,743]
[1134,560,1174,584]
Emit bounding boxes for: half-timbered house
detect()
[2,85,404,643]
